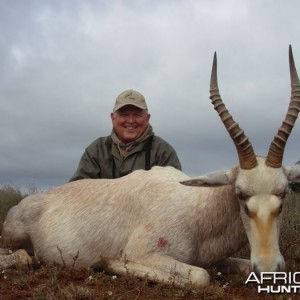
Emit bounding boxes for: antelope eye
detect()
[237,191,250,201]
[271,203,283,216]
[275,191,287,199]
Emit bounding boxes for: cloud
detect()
[1,0,300,190]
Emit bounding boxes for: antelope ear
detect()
[180,170,235,187]
[285,165,300,182]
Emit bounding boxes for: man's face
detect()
[111,105,150,143]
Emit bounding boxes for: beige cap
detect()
[113,89,148,112]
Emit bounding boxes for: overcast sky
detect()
[1,0,300,191]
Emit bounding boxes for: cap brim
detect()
[113,103,147,112]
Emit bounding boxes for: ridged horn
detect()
[209,52,257,169]
[266,45,300,168]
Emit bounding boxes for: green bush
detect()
[290,160,300,192]
[289,182,300,193]
[280,191,300,271]
[0,185,24,232]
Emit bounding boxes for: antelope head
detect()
[182,46,300,272]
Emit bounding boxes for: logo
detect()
[245,272,300,293]
[124,91,135,101]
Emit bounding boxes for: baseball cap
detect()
[113,89,148,112]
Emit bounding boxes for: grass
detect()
[0,185,299,299]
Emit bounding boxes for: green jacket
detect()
[69,133,181,181]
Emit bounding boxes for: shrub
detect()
[289,182,300,193]
[0,185,24,232]
[280,191,300,271]
[290,160,300,193]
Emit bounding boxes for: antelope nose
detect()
[252,263,259,274]
[277,260,286,272]
[251,259,285,273]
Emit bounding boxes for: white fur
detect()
[1,157,299,287]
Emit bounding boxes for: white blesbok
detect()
[1,46,300,288]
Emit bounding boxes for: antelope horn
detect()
[266,45,300,168]
[209,52,257,169]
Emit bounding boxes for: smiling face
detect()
[111,105,150,143]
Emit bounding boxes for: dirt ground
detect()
[0,265,299,300]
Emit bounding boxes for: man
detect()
[69,89,181,180]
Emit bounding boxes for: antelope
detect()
[1,46,300,288]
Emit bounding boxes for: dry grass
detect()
[0,185,299,299]
[1,264,299,299]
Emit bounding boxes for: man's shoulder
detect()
[152,135,175,150]
[87,136,111,149]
